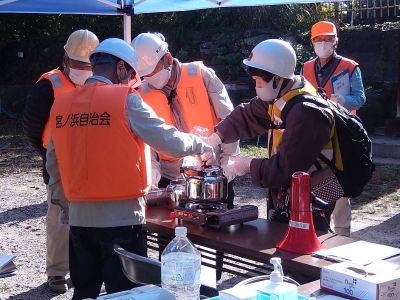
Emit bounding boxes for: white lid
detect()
[270,257,283,284]
[175,226,187,237]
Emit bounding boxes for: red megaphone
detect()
[276,171,322,254]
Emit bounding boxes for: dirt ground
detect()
[1,116,400,299]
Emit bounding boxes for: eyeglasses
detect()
[312,36,336,43]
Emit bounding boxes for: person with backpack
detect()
[205,39,337,231]
[302,21,367,236]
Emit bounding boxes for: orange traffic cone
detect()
[276,171,322,254]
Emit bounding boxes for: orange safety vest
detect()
[303,56,358,114]
[176,61,219,132]
[50,83,151,202]
[139,61,219,161]
[37,69,76,148]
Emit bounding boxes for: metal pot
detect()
[203,166,228,201]
[180,166,227,202]
[166,179,186,209]
[180,167,204,201]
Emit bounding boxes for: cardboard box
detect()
[321,261,400,299]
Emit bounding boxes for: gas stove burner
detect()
[174,204,259,227]
[183,202,227,212]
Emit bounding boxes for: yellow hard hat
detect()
[64,29,99,63]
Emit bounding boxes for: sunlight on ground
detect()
[241,145,400,216]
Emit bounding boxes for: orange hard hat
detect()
[311,21,337,39]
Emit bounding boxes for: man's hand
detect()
[204,132,222,151]
[220,156,236,182]
[330,94,346,106]
[225,155,252,176]
[200,143,216,166]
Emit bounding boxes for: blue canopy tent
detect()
[0,0,344,42]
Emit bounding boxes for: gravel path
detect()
[1,137,399,299]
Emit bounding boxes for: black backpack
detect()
[281,94,375,198]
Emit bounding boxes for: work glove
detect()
[182,155,203,170]
[330,94,346,106]
[220,155,236,182]
[226,155,252,176]
[204,132,222,151]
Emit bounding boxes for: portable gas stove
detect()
[174,201,259,227]
[168,165,259,227]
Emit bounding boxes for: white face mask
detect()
[255,76,283,103]
[314,41,335,59]
[68,68,92,86]
[145,68,171,90]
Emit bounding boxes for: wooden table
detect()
[145,206,355,282]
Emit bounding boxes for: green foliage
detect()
[0,4,338,116]
[0,14,122,85]
[0,4,336,85]
[240,145,266,158]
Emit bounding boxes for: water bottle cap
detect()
[175,226,187,237]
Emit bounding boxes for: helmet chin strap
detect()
[273,76,284,98]
[273,76,279,89]
[277,77,294,98]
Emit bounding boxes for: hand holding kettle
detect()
[189,126,216,166]
[200,150,216,166]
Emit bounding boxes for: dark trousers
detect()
[267,195,333,233]
[69,225,146,300]
[159,176,235,207]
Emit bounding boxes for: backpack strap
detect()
[280,93,337,171]
[279,94,307,128]
[280,93,326,128]
[318,56,342,89]
[318,152,337,171]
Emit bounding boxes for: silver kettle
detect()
[166,179,186,209]
[203,166,228,201]
[180,166,228,202]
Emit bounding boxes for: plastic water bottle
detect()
[161,226,201,300]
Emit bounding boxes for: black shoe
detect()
[47,276,68,293]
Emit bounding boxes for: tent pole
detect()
[123,14,131,42]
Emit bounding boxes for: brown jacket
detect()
[216,93,334,189]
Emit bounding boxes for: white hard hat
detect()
[91,38,141,86]
[64,29,99,63]
[131,33,169,77]
[243,39,296,79]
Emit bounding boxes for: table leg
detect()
[157,235,164,260]
[216,251,224,281]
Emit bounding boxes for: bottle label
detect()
[162,255,201,285]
